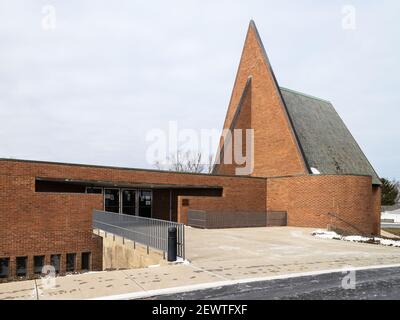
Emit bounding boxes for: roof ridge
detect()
[280,87,331,104]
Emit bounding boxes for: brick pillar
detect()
[372,186,381,236]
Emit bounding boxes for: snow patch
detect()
[310,167,321,174]
[344,235,370,242]
[312,229,400,247]
[311,230,340,239]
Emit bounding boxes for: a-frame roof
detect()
[280,87,381,185]
[214,20,380,185]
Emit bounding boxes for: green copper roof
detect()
[280,87,381,185]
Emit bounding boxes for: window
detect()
[0,258,10,279]
[16,257,27,277]
[81,252,91,271]
[86,187,103,194]
[66,253,76,272]
[50,254,61,274]
[34,256,45,275]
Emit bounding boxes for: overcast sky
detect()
[0,0,399,179]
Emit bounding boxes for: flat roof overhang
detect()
[35,177,223,190]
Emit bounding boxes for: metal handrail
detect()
[92,210,185,259]
[320,211,367,236]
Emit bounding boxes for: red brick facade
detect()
[211,21,381,235]
[266,174,380,235]
[0,161,104,280]
[0,159,268,280]
[0,158,381,282]
[215,21,308,177]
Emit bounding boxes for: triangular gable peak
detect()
[214,21,308,177]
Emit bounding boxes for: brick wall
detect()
[216,79,252,176]
[0,159,266,280]
[267,174,380,235]
[0,169,104,281]
[152,188,222,221]
[214,22,308,178]
[0,158,381,282]
[177,176,267,224]
[372,186,381,235]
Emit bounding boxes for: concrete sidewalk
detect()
[0,264,218,300]
[1,227,400,300]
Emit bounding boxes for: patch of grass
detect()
[383,228,400,237]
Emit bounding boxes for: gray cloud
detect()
[0,0,399,179]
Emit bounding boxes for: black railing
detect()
[92,210,185,259]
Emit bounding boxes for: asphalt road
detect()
[146,267,400,300]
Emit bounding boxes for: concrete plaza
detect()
[1,227,400,300]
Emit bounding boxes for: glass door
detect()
[122,189,136,215]
[138,190,152,218]
[104,189,120,213]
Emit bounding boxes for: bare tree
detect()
[153,150,214,174]
[206,153,215,174]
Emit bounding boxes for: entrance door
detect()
[138,190,152,218]
[122,189,136,215]
[104,189,120,213]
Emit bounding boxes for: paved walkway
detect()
[1,227,400,300]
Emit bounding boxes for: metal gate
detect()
[266,211,287,226]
